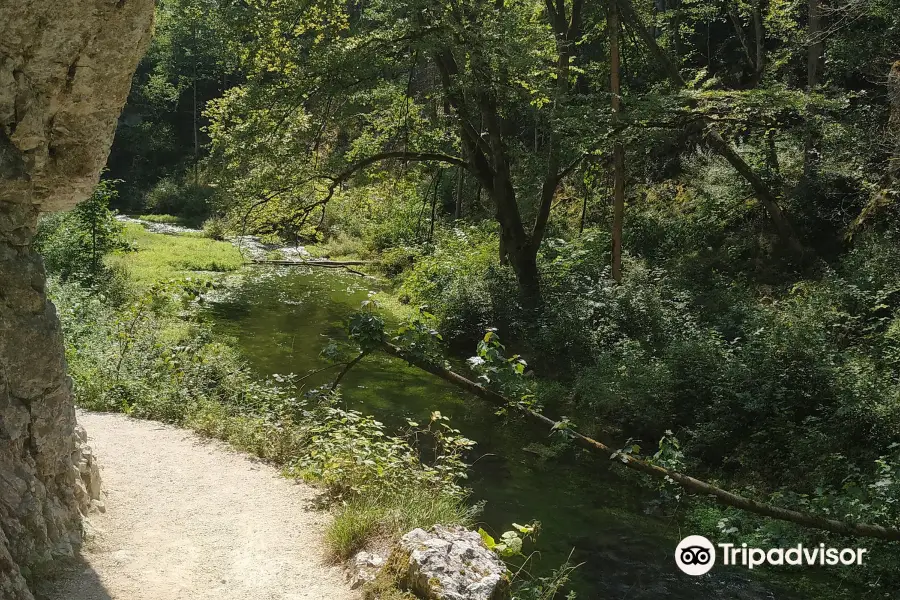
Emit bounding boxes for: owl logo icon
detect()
[675,535,716,575]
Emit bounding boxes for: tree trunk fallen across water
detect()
[380,341,900,542]
[252,259,373,266]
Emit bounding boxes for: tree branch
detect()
[382,341,900,543]
[329,151,470,186]
[531,153,589,246]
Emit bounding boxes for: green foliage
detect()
[35,179,127,286]
[144,176,217,223]
[478,522,538,559]
[348,298,386,352]
[299,393,478,559]
[511,559,579,600]
[201,216,228,240]
[467,330,534,410]
[392,309,446,367]
[107,0,240,211]
[291,394,474,500]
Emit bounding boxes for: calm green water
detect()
[204,266,815,600]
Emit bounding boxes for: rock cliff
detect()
[0,1,153,598]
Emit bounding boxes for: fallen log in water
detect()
[252,259,373,266]
[380,341,900,542]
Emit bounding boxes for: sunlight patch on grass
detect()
[108,222,244,288]
[136,214,185,225]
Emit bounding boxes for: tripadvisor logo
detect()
[675,535,716,575]
[675,536,868,576]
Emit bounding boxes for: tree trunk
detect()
[454,166,464,219]
[706,129,804,257]
[610,0,626,283]
[507,247,541,307]
[669,0,681,59]
[728,2,755,71]
[653,0,665,38]
[803,0,824,176]
[192,21,200,187]
[429,168,442,242]
[579,189,588,233]
[848,62,900,233]
[753,1,765,81]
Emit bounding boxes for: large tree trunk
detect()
[753,0,766,81]
[610,0,626,283]
[507,247,542,306]
[192,19,201,187]
[0,2,153,598]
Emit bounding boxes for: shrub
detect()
[34,179,127,287]
[202,216,228,240]
[136,214,185,225]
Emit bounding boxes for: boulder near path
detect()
[38,410,360,600]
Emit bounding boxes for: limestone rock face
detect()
[392,525,510,600]
[0,1,153,598]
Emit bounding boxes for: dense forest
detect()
[42,0,900,596]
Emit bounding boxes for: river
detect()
[203,265,831,600]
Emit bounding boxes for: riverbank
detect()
[49,217,867,599]
[295,217,900,575]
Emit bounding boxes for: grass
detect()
[326,494,476,561]
[107,222,244,288]
[136,213,186,225]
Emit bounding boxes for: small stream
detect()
[203,266,823,600]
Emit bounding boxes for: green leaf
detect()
[478,528,496,549]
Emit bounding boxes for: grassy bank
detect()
[107,222,244,288]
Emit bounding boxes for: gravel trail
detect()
[40,410,359,600]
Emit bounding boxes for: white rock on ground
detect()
[348,551,385,589]
[38,410,360,600]
[393,525,510,600]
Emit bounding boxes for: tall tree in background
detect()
[609,0,625,283]
[804,0,825,175]
[614,0,804,258]
[106,0,238,208]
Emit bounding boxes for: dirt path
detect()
[41,411,359,600]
